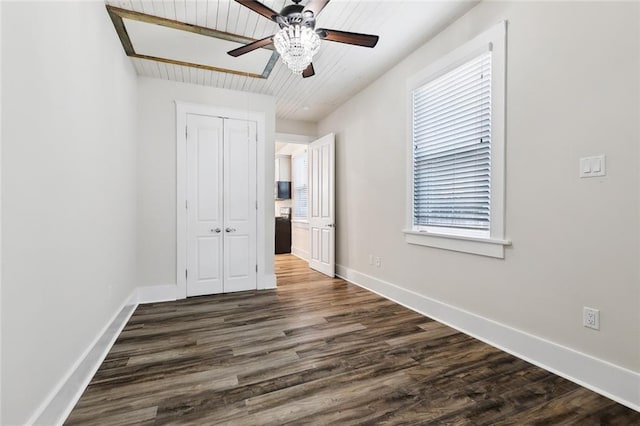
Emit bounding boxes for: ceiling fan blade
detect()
[302,63,315,78]
[303,0,330,17]
[227,36,274,57]
[235,0,279,21]
[317,28,379,48]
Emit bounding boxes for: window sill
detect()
[292,219,309,225]
[403,229,511,259]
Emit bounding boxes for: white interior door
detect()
[308,133,335,276]
[186,114,257,296]
[186,114,224,296]
[223,119,257,292]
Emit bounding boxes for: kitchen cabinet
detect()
[275,217,292,254]
[275,155,291,181]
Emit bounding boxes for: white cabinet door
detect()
[308,133,335,277]
[223,119,257,292]
[275,155,291,181]
[186,114,224,296]
[186,114,257,296]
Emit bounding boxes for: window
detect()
[413,52,491,235]
[292,151,308,220]
[404,21,509,258]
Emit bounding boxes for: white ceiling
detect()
[105,0,478,122]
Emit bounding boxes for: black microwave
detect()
[275,181,291,199]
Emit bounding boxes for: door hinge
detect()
[185,269,188,279]
[255,264,258,273]
[256,200,258,210]
[185,126,188,138]
[185,200,188,209]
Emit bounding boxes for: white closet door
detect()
[185,115,257,296]
[186,114,224,296]
[223,119,257,292]
[308,133,335,277]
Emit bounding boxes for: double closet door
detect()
[186,114,257,297]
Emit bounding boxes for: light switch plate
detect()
[580,155,606,178]
[580,158,592,176]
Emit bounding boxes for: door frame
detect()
[176,101,267,299]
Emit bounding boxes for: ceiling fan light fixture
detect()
[229,0,379,78]
[273,24,321,75]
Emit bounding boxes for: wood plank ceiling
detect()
[105,0,478,122]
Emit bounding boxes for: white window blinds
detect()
[412,51,492,231]
[292,153,308,219]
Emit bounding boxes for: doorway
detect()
[273,133,335,278]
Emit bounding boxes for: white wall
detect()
[137,77,276,289]
[290,145,309,260]
[319,0,639,375]
[276,118,317,137]
[291,222,310,260]
[1,2,139,424]
[0,1,4,422]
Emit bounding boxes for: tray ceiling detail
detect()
[107,6,279,78]
[105,1,478,122]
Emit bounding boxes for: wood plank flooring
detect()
[66,255,640,425]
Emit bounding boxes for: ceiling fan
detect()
[227,0,379,78]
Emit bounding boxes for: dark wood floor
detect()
[66,255,639,425]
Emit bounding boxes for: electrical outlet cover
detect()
[583,307,600,330]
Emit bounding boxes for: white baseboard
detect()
[137,284,178,303]
[336,264,640,412]
[291,247,309,261]
[25,277,282,425]
[29,291,138,426]
[137,277,277,304]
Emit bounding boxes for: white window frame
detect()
[404,21,510,258]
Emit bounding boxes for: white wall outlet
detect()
[374,256,381,268]
[368,254,374,266]
[583,306,600,330]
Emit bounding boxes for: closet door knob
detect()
[225,227,236,233]
[211,228,221,233]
